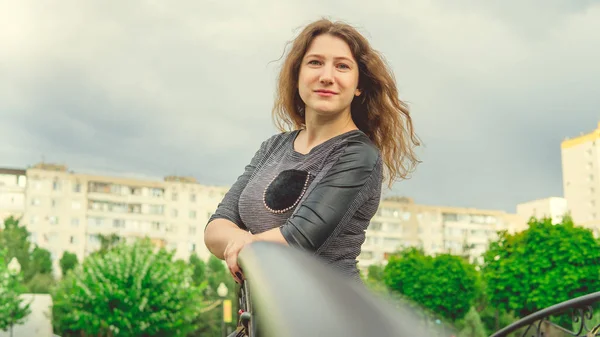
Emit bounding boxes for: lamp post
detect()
[7,258,21,337]
[217,283,229,337]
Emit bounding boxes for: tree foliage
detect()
[482,216,600,319]
[59,251,79,277]
[26,246,53,280]
[0,216,31,279]
[52,239,204,337]
[0,249,31,332]
[456,307,487,337]
[383,247,481,321]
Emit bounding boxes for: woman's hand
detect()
[223,231,255,284]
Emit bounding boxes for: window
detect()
[442,213,458,222]
[31,198,41,206]
[359,251,373,260]
[30,216,39,225]
[172,192,178,201]
[189,226,197,235]
[71,218,79,227]
[47,232,59,244]
[49,216,59,225]
[148,205,164,215]
[369,222,382,231]
[151,222,162,231]
[53,179,61,191]
[113,219,126,228]
[87,217,104,227]
[73,182,81,193]
[189,211,197,219]
[386,223,402,232]
[190,194,196,202]
[70,236,78,244]
[171,209,178,218]
[384,238,401,248]
[72,201,81,210]
[189,243,196,252]
[151,188,164,198]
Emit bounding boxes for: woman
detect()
[204,18,420,284]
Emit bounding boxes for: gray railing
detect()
[236,241,431,337]
[489,291,600,337]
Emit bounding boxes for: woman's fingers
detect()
[224,242,244,284]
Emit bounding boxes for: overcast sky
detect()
[1,0,599,213]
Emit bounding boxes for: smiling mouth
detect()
[314,90,337,96]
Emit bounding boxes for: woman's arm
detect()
[279,135,382,253]
[204,219,251,259]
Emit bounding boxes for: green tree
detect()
[24,246,55,293]
[26,246,53,278]
[456,307,487,337]
[367,264,384,283]
[26,273,55,294]
[383,248,481,321]
[96,233,122,256]
[52,239,204,337]
[0,249,31,332]
[482,216,600,323]
[188,255,237,337]
[189,253,206,286]
[0,216,31,279]
[59,251,79,277]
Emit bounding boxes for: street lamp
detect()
[8,258,21,274]
[217,283,229,337]
[217,282,228,298]
[7,258,21,337]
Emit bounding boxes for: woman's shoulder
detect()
[338,130,381,169]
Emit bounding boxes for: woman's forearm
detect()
[254,227,289,245]
[204,219,250,259]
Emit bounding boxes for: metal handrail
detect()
[489,291,600,337]
[236,241,431,337]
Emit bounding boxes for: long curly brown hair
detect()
[272,18,421,186]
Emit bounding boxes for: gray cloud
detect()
[1,0,599,213]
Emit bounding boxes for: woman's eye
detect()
[338,63,350,69]
[308,60,321,65]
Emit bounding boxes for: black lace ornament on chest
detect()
[263,169,311,214]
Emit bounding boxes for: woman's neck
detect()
[295,110,358,153]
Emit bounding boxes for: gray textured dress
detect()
[208,129,383,280]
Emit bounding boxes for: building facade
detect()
[516,197,569,225]
[22,163,228,275]
[561,122,600,234]
[357,197,527,271]
[0,168,27,224]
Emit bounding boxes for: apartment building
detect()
[23,162,228,275]
[516,197,568,225]
[0,168,27,223]
[357,196,527,270]
[561,122,600,233]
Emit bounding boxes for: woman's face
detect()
[297,34,361,118]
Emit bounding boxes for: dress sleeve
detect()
[206,134,281,231]
[279,137,383,253]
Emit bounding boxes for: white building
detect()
[358,196,527,271]
[561,122,600,235]
[0,168,27,224]
[22,162,228,276]
[516,197,569,225]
